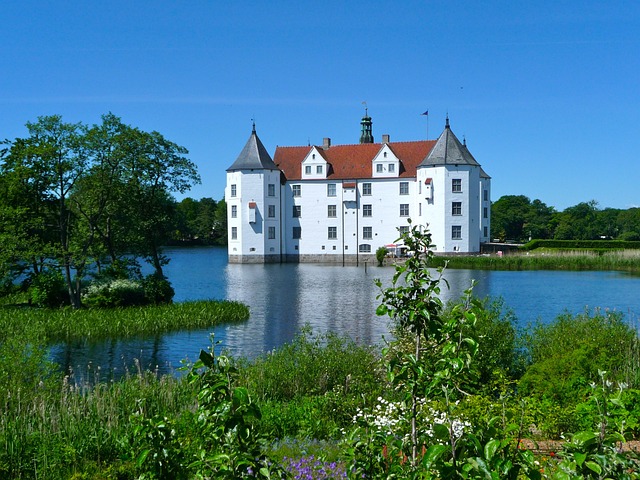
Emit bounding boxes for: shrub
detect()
[519,309,640,405]
[141,274,175,305]
[82,278,146,308]
[375,246,387,266]
[238,327,383,402]
[28,269,68,307]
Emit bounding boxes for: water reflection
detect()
[49,247,640,380]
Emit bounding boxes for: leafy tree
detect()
[213,197,228,245]
[617,207,640,240]
[554,200,600,240]
[0,113,200,305]
[491,195,555,242]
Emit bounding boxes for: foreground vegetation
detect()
[2,226,640,478]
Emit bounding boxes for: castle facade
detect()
[226,115,490,263]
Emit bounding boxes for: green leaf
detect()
[422,444,448,468]
[136,449,150,467]
[484,439,500,461]
[573,451,587,467]
[585,460,602,474]
[199,349,214,368]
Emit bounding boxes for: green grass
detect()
[0,299,249,342]
[430,249,640,272]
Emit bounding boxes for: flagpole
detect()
[422,109,429,140]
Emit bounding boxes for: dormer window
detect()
[389,164,395,173]
[383,152,387,158]
[316,165,323,174]
[305,165,311,174]
[376,164,383,173]
[312,153,316,159]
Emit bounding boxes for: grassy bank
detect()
[0,300,250,342]
[430,249,640,272]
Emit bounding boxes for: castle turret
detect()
[226,124,282,263]
[359,110,374,144]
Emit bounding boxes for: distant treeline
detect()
[168,196,227,246]
[492,196,640,243]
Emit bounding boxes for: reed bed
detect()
[0,300,250,343]
[431,249,640,272]
[0,362,196,477]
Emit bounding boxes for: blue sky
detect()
[2,1,639,211]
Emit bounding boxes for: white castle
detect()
[225,115,491,263]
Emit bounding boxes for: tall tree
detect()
[116,127,200,277]
[2,116,88,306]
[1,113,200,306]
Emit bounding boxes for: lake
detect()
[50,246,640,382]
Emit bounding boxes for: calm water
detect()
[50,246,640,381]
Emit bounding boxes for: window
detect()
[327,184,336,197]
[305,165,311,174]
[327,205,336,218]
[231,227,237,239]
[292,185,301,197]
[230,184,237,197]
[231,205,237,218]
[268,184,275,196]
[452,225,462,239]
[268,226,276,239]
[316,165,323,174]
[383,151,388,158]
[483,189,488,202]
[363,204,372,217]
[483,207,488,219]
[292,205,301,218]
[452,179,462,193]
[399,182,409,195]
[452,202,462,216]
[268,205,276,218]
[363,226,372,239]
[484,226,488,237]
[376,164,383,173]
[293,227,301,239]
[399,225,410,235]
[389,163,395,173]
[359,244,371,253]
[362,183,372,195]
[400,204,409,217]
[328,226,337,239]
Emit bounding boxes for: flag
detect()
[422,110,429,116]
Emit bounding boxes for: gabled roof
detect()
[226,125,278,172]
[419,119,480,167]
[274,140,436,181]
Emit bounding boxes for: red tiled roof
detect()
[273,140,436,181]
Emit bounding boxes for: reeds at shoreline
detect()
[430,249,640,272]
[0,300,250,342]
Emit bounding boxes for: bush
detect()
[519,309,640,406]
[82,278,146,308]
[238,327,383,403]
[142,274,175,305]
[28,269,68,307]
[375,246,387,266]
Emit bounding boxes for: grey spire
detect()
[419,118,479,167]
[227,125,278,172]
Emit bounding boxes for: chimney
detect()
[323,137,331,149]
[382,134,390,144]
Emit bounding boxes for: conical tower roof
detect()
[419,118,480,167]
[226,124,279,172]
